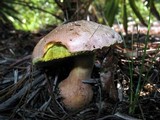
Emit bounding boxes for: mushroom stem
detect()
[59,53,94,110]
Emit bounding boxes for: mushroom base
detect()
[58,53,94,110]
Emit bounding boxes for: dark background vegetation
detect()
[1,0,160,31]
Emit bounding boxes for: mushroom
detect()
[32,20,122,110]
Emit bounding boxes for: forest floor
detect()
[0,23,160,120]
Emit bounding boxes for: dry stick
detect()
[2,55,31,76]
[48,73,76,120]
[16,108,56,119]
[0,74,44,111]
[10,74,47,119]
[96,78,103,119]
[138,102,145,120]
[39,97,51,111]
[97,115,123,120]
[97,112,141,120]
[0,69,40,102]
[9,55,31,67]
[26,88,41,104]
[115,112,141,120]
[0,76,25,99]
[9,84,32,119]
[44,73,67,115]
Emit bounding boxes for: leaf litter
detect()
[0,24,160,120]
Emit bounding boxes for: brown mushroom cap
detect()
[32,20,122,63]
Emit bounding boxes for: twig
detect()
[0,74,44,111]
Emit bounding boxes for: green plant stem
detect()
[122,0,128,34]
[131,9,151,114]
[128,0,147,26]
[129,59,134,113]
[142,41,160,93]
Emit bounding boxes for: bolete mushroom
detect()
[32,20,122,110]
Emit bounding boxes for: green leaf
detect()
[104,0,119,26]
[128,0,147,26]
[122,0,128,34]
